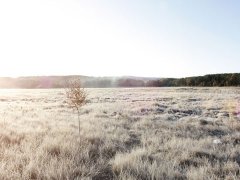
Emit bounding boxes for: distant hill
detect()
[0,75,158,88]
[0,73,239,88]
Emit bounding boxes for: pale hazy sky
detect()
[0,0,239,78]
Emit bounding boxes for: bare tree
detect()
[65,79,87,134]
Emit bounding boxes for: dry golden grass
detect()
[0,87,240,179]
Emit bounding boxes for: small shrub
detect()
[65,78,87,135]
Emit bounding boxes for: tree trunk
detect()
[77,110,80,134]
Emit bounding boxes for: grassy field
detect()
[0,87,240,179]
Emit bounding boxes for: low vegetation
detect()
[0,87,240,179]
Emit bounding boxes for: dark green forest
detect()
[145,73,240,87]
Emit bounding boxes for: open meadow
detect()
[0,87,240,180]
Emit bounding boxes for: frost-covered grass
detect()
[0,87,240,179]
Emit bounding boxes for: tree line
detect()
[145,73,240,87]
[83,73,240,87]
[0,73,239,88]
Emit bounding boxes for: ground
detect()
[0,87,240,180]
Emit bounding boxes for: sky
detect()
[0,0,239,78]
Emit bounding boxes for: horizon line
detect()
[0,72,239,79]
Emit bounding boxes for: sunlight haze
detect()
[0,0,239,77]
